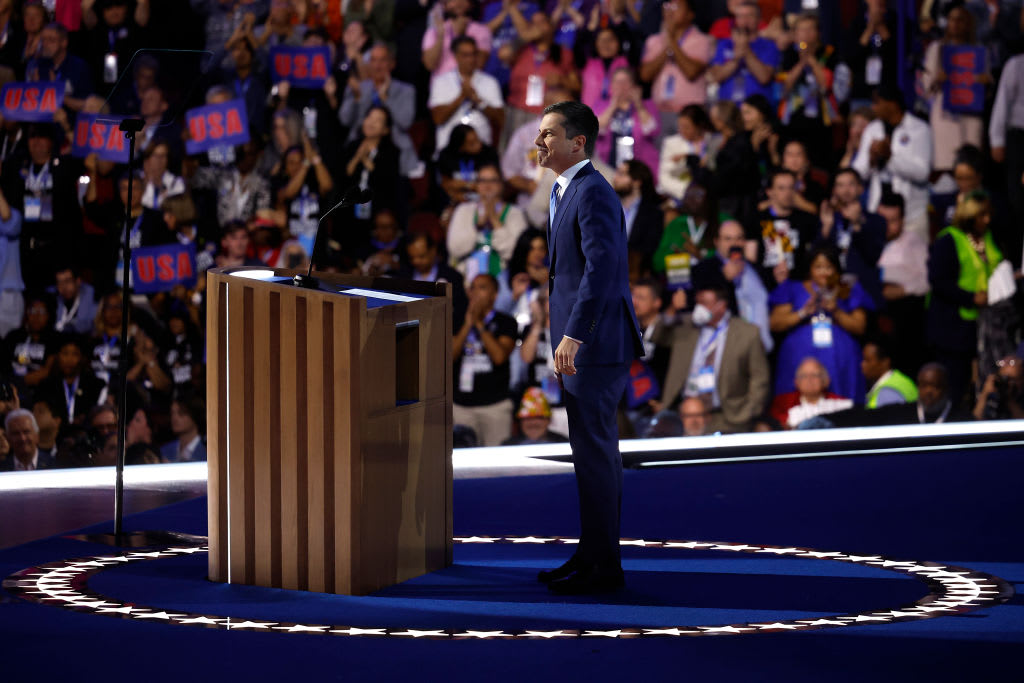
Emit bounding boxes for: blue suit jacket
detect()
[548,162,644,366]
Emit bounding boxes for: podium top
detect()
[221,267,434,309]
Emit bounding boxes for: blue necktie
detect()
[549,182,561,234]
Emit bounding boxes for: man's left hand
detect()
[554,336,581,376]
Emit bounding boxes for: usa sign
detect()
[941,46,985,115]
[71,114,129,163]
[185,99,250,155]
[0,81,63,122]
[131,242,198,294]
[269,45,331,88]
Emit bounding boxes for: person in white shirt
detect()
[852,85,932,243]
[428,35,504,155]
[989,52,1024,254]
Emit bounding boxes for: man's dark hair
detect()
[953,143,985,174]
[878,191,905,216]
[543,100,598,158]
[450,35,478,54]
[767,168,796,188]
[863,338,892,363]
[472,273,499,291]
[833,167,863,186]
[220,220,247,241]
[623,159,657,200]
[406,231,437,251]
[632,278,663,301]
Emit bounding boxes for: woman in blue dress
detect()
[769,245,874,403]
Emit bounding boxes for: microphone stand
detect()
[113,117,145,544]
[293,187,368,289]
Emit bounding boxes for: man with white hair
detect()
[2,408,55,471]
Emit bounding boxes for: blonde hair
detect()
[953,190,990,230]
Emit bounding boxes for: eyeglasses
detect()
[997,358,1019,368]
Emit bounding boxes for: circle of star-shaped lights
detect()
[2,537,1013,639]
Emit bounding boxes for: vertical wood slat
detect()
[295,296,309,591]
[269,293,282,587]
[226,282,249,584]
[206,277,228,582]
[278,290,299,590]
[321,302,335,594]
[334,296,360,594]
[252,289,272,586]
[305,298,326,593]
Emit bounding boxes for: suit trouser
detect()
[563,362,630,569]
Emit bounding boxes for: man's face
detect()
[126,409,151,446]
[520,416,549,441]
[793,18,817,47]
[7,416,38,459]
[372,213,398,243]
[368,46,393,83]
[27,135,52,165]
[782,143,808,174]
[55,270,79,302]
[222,229,249,259]
[631,284,659,320]
[872,96,898,123]
[39,27,63,60]
[91,410,118,441]
[119,178,144,208]
[453,42,477,76]
[679,399,710,436]
[714,221,745,254]
[877,204,903,240]
[536,113,583,175]
[139,88,167,119]
[407,238,436,275]
[917,368,948,411]
[794,361,827,397]
[102,295,122,328]
[25,300,48,333]
[860,344,887,384]
[734,4,759,32]
[469,275,498,311]
[695,290,726,322]
[612,163,635,196]
[768,175,795,211]
[833,173,862,206]
[102,3,128,27]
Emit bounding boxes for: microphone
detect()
[293,186,374,289]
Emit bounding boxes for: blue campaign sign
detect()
[0,81,63,121]
[185,99,250,155]
[941,45,986,115]
[131,242,198,294]
[626,359,660,409]
[71,114,129,163]
[269,45,331,88]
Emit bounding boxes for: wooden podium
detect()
[206,267,453,595]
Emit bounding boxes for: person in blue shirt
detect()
[706,0,780,105]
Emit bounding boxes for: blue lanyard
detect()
[63,376,80,422]
[698,321,726,357]
[458,159,475,179]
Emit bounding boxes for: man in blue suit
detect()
[534,101,644,594]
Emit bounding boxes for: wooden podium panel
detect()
[207,267,453,595]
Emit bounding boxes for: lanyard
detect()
[458,159,475,179]
[698,320,726,357]
[56,295,80,332]
[467,310,496,346]
[63,376,80,422]
[686,216,706,245]
[25,162,51,192]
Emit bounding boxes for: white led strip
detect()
[3,537,1012,639]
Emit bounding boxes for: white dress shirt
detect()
[853,113,932,221]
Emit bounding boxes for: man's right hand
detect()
[992,147,1006,164]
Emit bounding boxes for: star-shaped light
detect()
[125,552,168,559]
[582,630,623,638]
[165,547,207,554]
[698,625,753,634]
[96,606,143,615]
[175,616,227,625]
[663,541,714,548]
[225,620,277,629]
[755,547,802,555]
[68,600,118,609]
[519,630,576,639]
[453,536,497,543]
[510,536,554,544]
[796,619,848,627]
[844,555,883,563]
[798,551,844,558]
[752,622,803,630]
[329,627,388,636]
[620,539,662,547]
[452,631,512,638]
[390,629,448,638]
[134,611,187,620]
[711,544,760,552]
[839,614,890,622]
[273,624,330,633]
[642,628,696,636]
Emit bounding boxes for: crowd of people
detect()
[0,0,1021,469]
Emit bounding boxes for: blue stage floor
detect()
[1,447,1020,682]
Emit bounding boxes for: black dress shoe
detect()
[537,555,579,584]
[547,565,625,595]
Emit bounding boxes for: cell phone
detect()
[0,382,13,402]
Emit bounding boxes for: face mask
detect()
[691,303,713,327]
